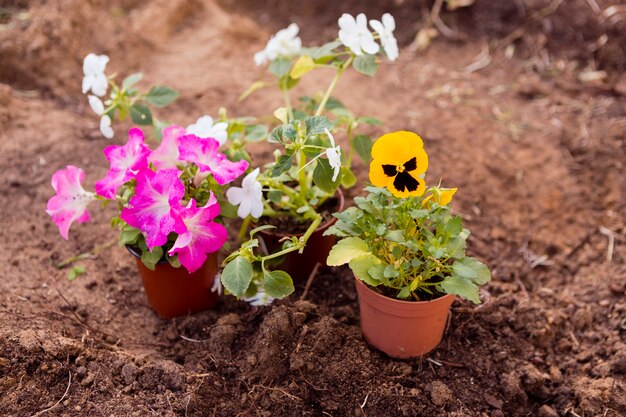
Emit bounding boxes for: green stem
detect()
[315,56,354,117]
[297,147,308,201]
[255,215,322,261]
[282,87,293,121]
[238,216,251,241]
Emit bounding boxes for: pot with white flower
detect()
[219,13,400,304]
[46,122,248,318]
[325,131,491,358]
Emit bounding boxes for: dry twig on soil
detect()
[299,262,321,301]
[30,371,72,417]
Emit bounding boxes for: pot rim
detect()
[354,275,455,317]
[259,188,346,238]
[354,275,456,305]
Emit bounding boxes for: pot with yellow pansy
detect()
[325,131,491,358]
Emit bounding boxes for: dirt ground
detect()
[1,0,625,416]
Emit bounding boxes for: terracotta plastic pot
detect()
[354,277,455,358]
[258,189,345,280]
[127,246,219,319]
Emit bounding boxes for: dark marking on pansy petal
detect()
[403,157,417,172]
[393,171,419,192]
[382,164,397,177]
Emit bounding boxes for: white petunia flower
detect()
[226,168,263,219]
[324,129,341,182]
[254,23,302,66]
[369,13,399,61]
[88,95,105,115]
[82,53,109,97]
[244,289,275,307]
[186,115,229,146]
[338,13,379,56]
[99,115,114,139]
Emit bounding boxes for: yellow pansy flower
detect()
[422,187,457,207]
[369,131,428,198]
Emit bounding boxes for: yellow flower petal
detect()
[422,187,457,207]
[438,188,457,206]
[370,131,429,175]
[369,160,392,188]
[421,193,433,207]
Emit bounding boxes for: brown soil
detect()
[1,1,625,416]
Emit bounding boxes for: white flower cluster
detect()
[253,13,398,66]
[254,23,302,66]
[82,53,114,139]
[339,13,398,61]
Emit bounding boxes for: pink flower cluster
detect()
[46,127,248,273]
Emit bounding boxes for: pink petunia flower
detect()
[148,125,187,170]
[168,194,228,273]
[95,128,151,199]
[120,168,186,249]
[46,166,96,239]
[178,134,248,185]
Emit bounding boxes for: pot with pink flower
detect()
[46,125,248,318]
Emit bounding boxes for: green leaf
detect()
[166,255,181,268]
[410,209,429,219]
[145,86,179,107]
[313,158,341,193]
[245,124,268,142]
[221,257,253,298]
[122,72,143,90]
[301,40,341,60]
[353,54,378,76]
[439,275,480,304]
[353,135,373,163]
[356,116,383,125]
[333,207,361,223]
[368,264,386,281]
[67,265,86,281]
[279,75,299,90]
[289,55,316,79]
[267,190,282,203]
[270,154,293,177]
[349,255,382,286]
[384,265,399,278]
[119,227,142,246]
[220,201,238,218]
[269,57,292,77]
[453,258,491,285]
[444,216,463,237]
[141,246,163,271]
[305,116,333,138]
[446,236,467,258]
[268,125,285,144]
[130,104,153,125]
[263,270,295,298]
[397,285,412,299]
[385,230,405,243]
[340,167,357,188]
[327,237,370,266]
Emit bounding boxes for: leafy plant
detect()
[221,13,401,301]
[48,54,249,275]
[326,131,490,303]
